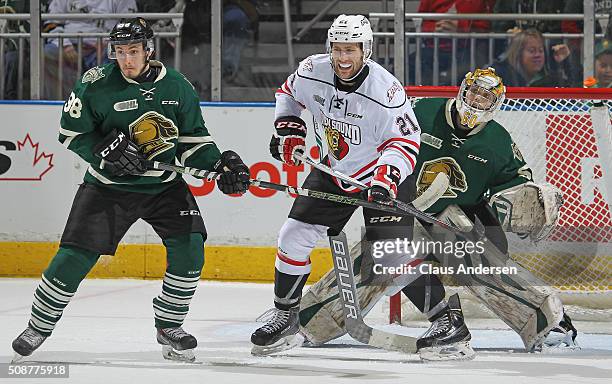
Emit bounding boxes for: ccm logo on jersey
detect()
[162,100,179,105]
[180,210,201,216]
[467,154,488,163]
[369,216,403,223]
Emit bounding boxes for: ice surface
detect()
[1,279,611,384]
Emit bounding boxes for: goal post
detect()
[388,86,612,324]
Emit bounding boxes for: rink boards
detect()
[0,102,609,285]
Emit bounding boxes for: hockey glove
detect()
[269,116,307,166]
[367,164,401,205]
[214,150,250,195]
[94,129,147,177]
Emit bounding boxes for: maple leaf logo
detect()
[0,134,54,181]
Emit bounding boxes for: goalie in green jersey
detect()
[298,68,579,361]
[11,17,250,363]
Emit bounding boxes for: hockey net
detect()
[388,86,612,327]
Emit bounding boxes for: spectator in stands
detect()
[135,0,183,62]
[492,28,576,87]
[492,1,568,61]
[562,1,612,82]
[180,0,259,98]
[493,0,566,34]
[593,39,612,88]
[562,0,611,37]
[43,0,137,100]
[410,0,495,86]
[2,0,29,99]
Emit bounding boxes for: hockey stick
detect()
[146,161,465,233]
[329,231,417,353]
[296,154,450,211]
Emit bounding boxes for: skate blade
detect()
[251,333,304,356]
[540,340,581,354]
[161,345,196,362]
[11,353,25,364]
[419,340,476,362]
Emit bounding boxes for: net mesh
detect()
[397,88,612,319]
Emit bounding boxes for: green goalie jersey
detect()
[413,98,532,214]
[58,60,221,194]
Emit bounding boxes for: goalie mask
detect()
[456,68,506,130]
[108,17,154,60]
[326,14,373,80]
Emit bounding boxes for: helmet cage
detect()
[456,68,506,129]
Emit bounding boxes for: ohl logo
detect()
[0,134,54,181]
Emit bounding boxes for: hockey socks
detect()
[153,233,204,329]
[28,246,99,336]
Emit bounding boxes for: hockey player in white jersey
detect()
[250,14,473,356]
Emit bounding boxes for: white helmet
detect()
[456,68,506,129]
[327,15,373,77]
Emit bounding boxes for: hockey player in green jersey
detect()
[298,68,578,360]
[11,17,250,363]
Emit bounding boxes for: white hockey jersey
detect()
[275,54,420,193]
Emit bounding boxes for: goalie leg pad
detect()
[300,237,427,345]
[421,205,564,351]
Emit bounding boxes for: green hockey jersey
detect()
[58,60,221,194]
[413,98,532,214]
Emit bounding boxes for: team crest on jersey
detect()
[129,111,178,159]
[417,157,468,198]
[325,126,350,160]
[320,112,361,160]
[81,66,105,84]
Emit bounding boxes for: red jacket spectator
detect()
[418,0,495,50]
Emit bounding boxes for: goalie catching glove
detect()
[367,164,401,205]
[214,150,250,195]
[94,129,147,177]
[490,182,563,242]
[270,116,307,166]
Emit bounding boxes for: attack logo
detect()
[0,134,54,181]
[325,126,349,160]
[417,157,467,198]
[81,66,105,84]
[129,111,178,159]
[320,112,362,161]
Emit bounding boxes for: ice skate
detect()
[11,326,47,363]
[417,294,475,362]
[156,326,197,362]
[534,313,580,353]
[251,307,301,356]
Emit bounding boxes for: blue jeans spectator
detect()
[223,4,252,80]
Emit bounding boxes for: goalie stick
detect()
[146,160,464,233]
[296,154,449,211]
[329,231,417,353]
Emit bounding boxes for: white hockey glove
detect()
[490,182,563,242]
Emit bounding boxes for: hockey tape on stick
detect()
[329,231,417,353]
[297,154,449,211]
[146,160,223,180]
[146,161,465,233]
